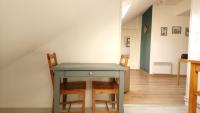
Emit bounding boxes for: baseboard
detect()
[151,73,175,76]
[150,73,186,76]
[0,107,114,113]
[130,69,140,71]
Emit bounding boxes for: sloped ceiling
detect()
[0,0,102,68]
[122,0,188,24]
[0,0,187,69]
[163,0,183,5]
[122,0,153,24]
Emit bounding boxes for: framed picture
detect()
[143,25,148,34]
[161,27,167,36]
[172,26,181,34]
[125,36,130,47]
[185,27,189,36]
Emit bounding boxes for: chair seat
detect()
[61,81,86,90]
[92,81,118,89]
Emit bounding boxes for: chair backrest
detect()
[47,53,58,85]
[119,55,129,67]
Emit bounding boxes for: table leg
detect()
[62,78,67,110]
[54,71,61,113]
[177,60,181,86]
[119,71,124,113]
[111,78,116,110]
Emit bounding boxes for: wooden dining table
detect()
[51,63,126,113]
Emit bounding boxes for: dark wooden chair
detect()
[47,53,86,113]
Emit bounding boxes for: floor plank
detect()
[124,104,195,113]
[124,70,186,104]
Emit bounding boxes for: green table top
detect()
[51,63,126,71]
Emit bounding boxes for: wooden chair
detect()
[119,55,129,67]
[47,53,86,113]
[92,81,119,113]
[91,54,129,113]
[119,55,130,93]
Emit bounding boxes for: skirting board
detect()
[0,108,116,113]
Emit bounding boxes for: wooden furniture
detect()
[91,55,129,113]
[51,63,126,113]
[92,81,119,113]
[123,67,130,93]
[177,58,190,85]
[47,53,86,113]
[188,60,200,113]
[119,55,130,93]
[119,55,129,67]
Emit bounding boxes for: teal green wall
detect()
[140,6,152,73]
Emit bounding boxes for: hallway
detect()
[124,70,186,104]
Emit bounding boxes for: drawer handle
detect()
[89,72,93,76]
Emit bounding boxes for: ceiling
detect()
[0,0,74,68]
[178,10,190,16]
[0,0,189,69]
[122,0,153,24]
[162,0,183,5]
[122,0,187,24]
[0,0,113,69]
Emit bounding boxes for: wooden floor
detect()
[0,70,187,113]
[0,105,194,113]
[124,104,190,113]
[124,70,186,104]
[0,70,188,113]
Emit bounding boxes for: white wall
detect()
[121,19,135,56]
[185,0,200,105]
[150,5,190,75]
[121,16,142,69]
[130,16,142,69]
[121,28,131,55]
[0,0,121,108]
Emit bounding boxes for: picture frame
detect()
[125,36,130,47]
[185,27,189,36]
[143,25,148,34]
[172,26,181,34]
[161,27,167,36]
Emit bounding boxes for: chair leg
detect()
[116,94,119,113]
[63,95,67,110]
[52,98,54,113]
[115,94,118,111]
[111,94,115,110]
[82,91,85,113]
[106,102,111,113]
[92,90,95,113]
[68,104,71,112]
[63,78,68,110]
